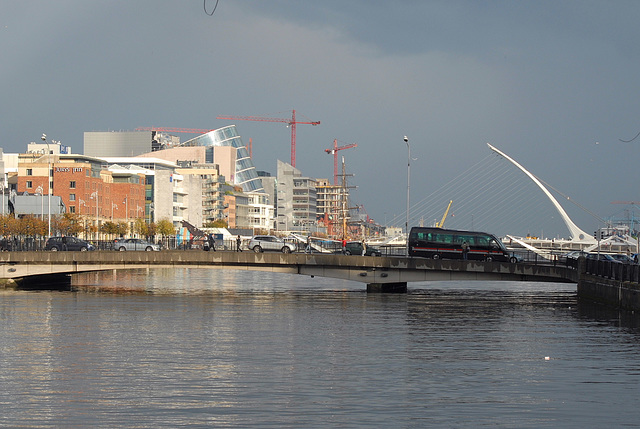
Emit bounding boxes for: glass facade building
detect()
[180,126,264,193]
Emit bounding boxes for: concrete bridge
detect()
[0,251,578,292]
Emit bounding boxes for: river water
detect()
[1,268,640,428]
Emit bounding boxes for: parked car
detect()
[586,253,619,262]
[564,250,587,260]
[113,238,160,251]
[336,241,382,256]
[609,253,635,264]
[45,236,95,251]
[248,235,296,253]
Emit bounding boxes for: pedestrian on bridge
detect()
[462,241,469,260]
[236,235,242,252]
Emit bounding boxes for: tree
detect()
[100,221,119,238]
[115,221,128,237]
[133,218,148,237]
[204,219,228,228]
[32,217,48,237]
[53,213,84,237]
[156,218,175,238]
[0,214,16,237]
[17,216,41,238]
[146,221,157,239]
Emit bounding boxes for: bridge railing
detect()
[585,258,640,283]
[0,237,46,251]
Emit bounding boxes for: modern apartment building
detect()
[175,162,226,226]
[315,178,349,237]
[276,160,317,233]
[102,157,202,228]
[246,191,273,231]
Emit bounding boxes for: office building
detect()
[179,126,264,193]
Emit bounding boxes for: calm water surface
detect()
[1,268,640,428]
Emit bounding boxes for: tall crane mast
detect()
[435,200,453,228]
[216,109,320,168]
[324,139,357,185]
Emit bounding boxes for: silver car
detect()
[248,235,296,253]
[114,238,160,251]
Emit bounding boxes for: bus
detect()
[408,227,516,263]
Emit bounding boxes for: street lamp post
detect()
[35,185,43,220]
[403,136,410,255]
[91,190,98,241]
[123,197,128,236]
[78,198,87,239]
[136,205,144,236]
[40,134,51,238]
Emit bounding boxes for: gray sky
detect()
[2,1,640,238]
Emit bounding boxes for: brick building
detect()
[17,153,146,237]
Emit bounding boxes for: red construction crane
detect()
[216,109,320,168]
[135,127,214,134]
[324,139,357,185]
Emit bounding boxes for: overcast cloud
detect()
[2,1,640,238]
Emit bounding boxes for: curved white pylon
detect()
[487,143,595,243]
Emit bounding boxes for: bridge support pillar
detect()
[367,282,407,293]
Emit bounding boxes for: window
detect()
[455,235,475,246]
[26,181,32,188]
[434,234,453,244]
[70,194,76,201]
[476,236,489,247]
[26,169,32,176]
[69,206,76,213]
[70,181,76,189]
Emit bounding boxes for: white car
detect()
[248,235,296,253]
[114,238,160,251]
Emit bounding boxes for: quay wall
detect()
[578,258,640,311]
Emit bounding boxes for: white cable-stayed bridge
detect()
[385,144,593,242]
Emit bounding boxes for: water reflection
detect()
[70,269,640,334]
[2,270,640,427]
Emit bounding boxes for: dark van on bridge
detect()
[45,236,95,251]
[408,227,516,263]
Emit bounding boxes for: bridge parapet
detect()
[584,258,640,283]
[579,258,640,310]
[0,251,578,289]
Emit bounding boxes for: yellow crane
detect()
[436,200,453,228]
